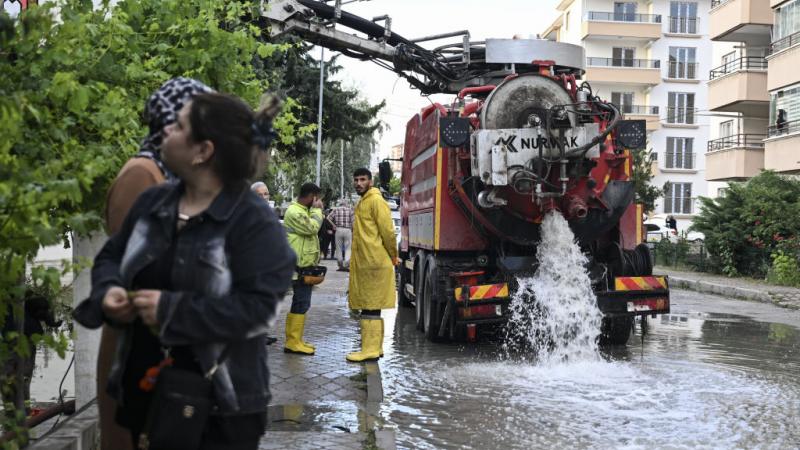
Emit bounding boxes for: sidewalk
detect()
[261,259,394,450]
[655,266,800,310]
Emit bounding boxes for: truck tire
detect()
[414,253,426,331]
[422,256,443,342]
[398,256,412,308]
[600,316,634,346]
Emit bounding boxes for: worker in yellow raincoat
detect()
[346,168,398,362]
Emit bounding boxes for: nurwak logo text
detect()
[494,135,579,153]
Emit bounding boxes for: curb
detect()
[667,276,800,310]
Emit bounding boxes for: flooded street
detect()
[379,290,800,449]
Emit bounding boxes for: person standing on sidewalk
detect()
[328,200,354,271]
[97,77,212,450]
[283,183,324,355]
[346,168,397,362]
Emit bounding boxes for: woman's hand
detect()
[101,286,137,323]
[131,290,162,326]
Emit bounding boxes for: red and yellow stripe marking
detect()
[454,283,509,302]
[614,276,668,291]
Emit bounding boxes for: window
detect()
[611,92,634,114]
[775,0,800,42]
[719,120,734,138]
[665,137,694,169]
[769,82,800,135]
[565,12,569,31]
[668,47,697,79]
[667,92,695,124]
[614,2,637,21]
[670,2,698,33]
[612,47,636,67]
[718,187,728,198]
[664,182,693,214]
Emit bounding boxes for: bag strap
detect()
[203,346,231,380]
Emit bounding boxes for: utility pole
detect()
[340,140,344,199]
[315,47,325,185]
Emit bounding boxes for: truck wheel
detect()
[414,253,426,331]
[422,256,442,342]
[398,258,412,308]
[599,316,634,346]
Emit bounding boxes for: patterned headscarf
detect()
[138,77,214,179]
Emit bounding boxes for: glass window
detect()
[769,82,800,135]
[669,47,697,78]
[611,92,634,113]
[667,92,696,124]
[775,0,800,41]
[719,120,734,138]
[664,182,693,214]
[614,2,638,21]
[665,137,694,169]
[670,2,698,33]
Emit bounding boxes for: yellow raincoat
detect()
[348,187,398,310]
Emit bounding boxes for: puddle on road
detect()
[380,301,800,449]
[267,400,364,434]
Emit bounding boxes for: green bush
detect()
[769,250,800,287]
[691,172,800,278]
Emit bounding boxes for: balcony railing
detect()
[666,107,696,125]
[586,57,661,68]
[668,16,698,34]
[667,61,699,79]
[617,105,659,115]
[664,152,696,170]
[707,134,766,151]
[587,11,662,23]
[664,197,696,215]
[709,56,768,80]
[772,30,800,54]
[767,118,800,137]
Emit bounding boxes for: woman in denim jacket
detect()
[74,93,295,450]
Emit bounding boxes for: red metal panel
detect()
[436,143,488,252]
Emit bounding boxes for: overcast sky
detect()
[316,0,561,162]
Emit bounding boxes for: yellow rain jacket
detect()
[348,187,398,310]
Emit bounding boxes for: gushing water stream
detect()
[503,212,603,364]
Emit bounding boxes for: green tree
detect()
[692,172,800,278]
[630,148,662,214]
[388,176,401,195]
[0,0,306,441]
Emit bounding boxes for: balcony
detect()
[585,58,662,85]
[764,120,800,174]
[705,134,765,181]
[665,107,697,126]
[663,152,697,171]
[708,57,769,115]
[768,31,800,91]
[667,17,699,35]
[709,0,772,44]
[622,105,660,131]
[666,61,699,80]
[582,12,662,41]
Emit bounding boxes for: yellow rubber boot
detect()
[346,319,382,362]
[284,313,314,355]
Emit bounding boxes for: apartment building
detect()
[706,0,800,190]
[543,0,713,231]
[389,143,404,175]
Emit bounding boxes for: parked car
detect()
[644,216,704,243]
[391,209,401,247]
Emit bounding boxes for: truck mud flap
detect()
[596,276,670,317]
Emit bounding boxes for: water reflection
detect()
[381,303,800,449]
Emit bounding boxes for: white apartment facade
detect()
[544,0,713,232]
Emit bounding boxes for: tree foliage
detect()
[629,148,662,214]
[691,172,800,279]
[0,0,310,440]
[262,38,385,160]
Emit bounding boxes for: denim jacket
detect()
[73,182,296,415]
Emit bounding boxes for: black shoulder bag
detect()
[138,350,228,450]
